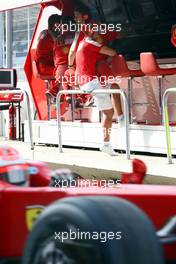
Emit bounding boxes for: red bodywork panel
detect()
[0,183,176,260]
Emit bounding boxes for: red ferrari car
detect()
[0,146,175,264]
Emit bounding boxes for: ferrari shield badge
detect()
[26,205,45,231]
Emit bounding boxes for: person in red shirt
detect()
[76,33,120,156]
[35,30,54,76]
[35,14,63,101]
[46,16,74,98]
[68,5,124,123]
[171,24,176,47]
[68,5,88,69]
[35,14,62,77]
[35,14,71,114]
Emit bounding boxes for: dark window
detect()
[125,0,156,21]
[80,0,128,23]
[101,0,128,23]
[155,0,176,18]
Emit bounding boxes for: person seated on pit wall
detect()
[171,24,176,47]
[35,14,74,107]
[68,4,124,123]
[75,28,124,156]
[46,16,76,103]
[35,14,62,77]
[47,16,85,108]
[34,14,62,104]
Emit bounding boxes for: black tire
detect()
[22,196,164,264]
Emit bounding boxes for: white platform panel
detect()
[24,120,176,155]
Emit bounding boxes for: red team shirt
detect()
[76,37,104,85]
[35,30,54,65]
[72,27,119,85]
[35,30,54,76]
[53,43,71,66]
[53,32,74,66]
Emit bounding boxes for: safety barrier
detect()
[0,90,34,150]
[56,89,130,159]
[163,87,176,164]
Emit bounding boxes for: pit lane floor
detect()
[1,138,176,185]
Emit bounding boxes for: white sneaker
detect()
[100,144,118,156]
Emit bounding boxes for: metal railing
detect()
[56,89,130,159]
[0,90,34,150]
[163,88,176,164]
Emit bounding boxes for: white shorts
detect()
[80,79,112,111]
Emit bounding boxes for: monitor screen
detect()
[0,69,17,88]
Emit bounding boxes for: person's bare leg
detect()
[100,108,117,156]
[102,108,114,142]
[111,83,123,116]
